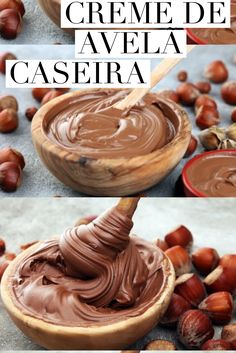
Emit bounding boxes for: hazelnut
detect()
[176,82,199,106]
[20,241,38,251]
[221,323,236,349]
[183,135,198,158]
[221,81,236,105]
[220,254,236,271]
[196,106,220,130]
[199,126,226,151]
[155,238,169,252]
[32,88,51,102]
[0,161,22,192]
[198,291,234,325]
[201,339,232,350]
[41,90,65,105]
[0,95,18,111]
[0,0,25,17]
[144,339,177,350]
[0,108,18,132]
[160,293,191,326]
[204,60,228,83]
[157,89,179,103]
[0,9,23,40]
[0,147,25,169]
[25,106,38,121]
[74,215,97,227]
[0,238,6,256]
[0,260,9,281]
[192,247,220,275]
[0,52,17,74]
[177,310,214,349]
[218,138,236,149]
[226,123,236,141]
[204,265,236,295]
[175,273,206,306]
[164,225,193,250]
[177,70,188,82]
[231,108,236,123]
[195,81,211,94]
[165,245,191,276]
[195,95,217,112]
[4,252,16,261]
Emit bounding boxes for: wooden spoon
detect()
[115,45,195,111]
[116,197,140,219]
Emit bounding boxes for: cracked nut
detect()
[199,126,226,151]
[226,123,236,141]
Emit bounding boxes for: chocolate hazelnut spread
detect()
[11,206,168,327]
[190,3,236,44]
[186,152,236,197]
[46,89,176,158]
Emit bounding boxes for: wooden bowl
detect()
[1,242,175,350]
[38,0,74,36]
[31,89,191,196]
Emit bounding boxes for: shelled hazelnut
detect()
[165,246,191,276]
[0,52,17,74]
[0,147,25,169]
[177,70,188,82]
[221,323,236,349]
[164,225,193,250]
[144,339,177,350]
[204,60,228,83]
[0,161,22,192]
[0,108,18,133]
[192,247,220,275]
[221,81,236,105]
[0,9,23,39]
[226,124,236,141]
[0,238,6,256]
[196,106,220,130]
[218,139,236,149]
[201,339,232,350]
[160,293,191,326]
[175,273,206,306]
[183,135,198,158]
[198,292,234,325]
[195,81,211,94]
[155,238,169,251]
[25,107,38,121]
[177,310,214,349]
[176,82,199,106]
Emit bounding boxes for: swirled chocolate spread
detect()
[46,89,176,158]
[11,206,168,326]
[186,153,236,197]
[190,3,236,44]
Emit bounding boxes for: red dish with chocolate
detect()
[182,150,236,197]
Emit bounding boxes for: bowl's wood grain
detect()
[38,0,74,35]
[1,242,175,350]
[31,90,191,196]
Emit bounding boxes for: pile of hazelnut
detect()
[0,0,25,39]
[143,225,236,350]
[158,59,236,158]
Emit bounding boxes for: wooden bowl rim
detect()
[182,149,236,197]
[1,241,175,336]
[31,89,191,164]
